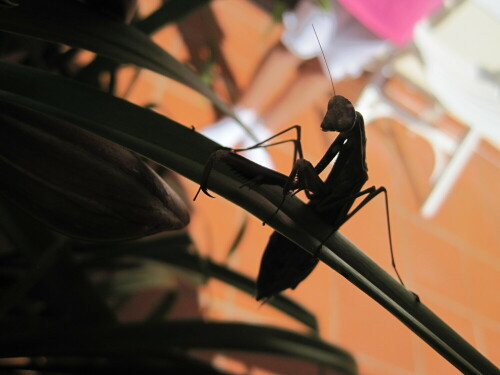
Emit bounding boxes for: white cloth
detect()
[201,107,275,168]
[201,106,257,146]
[281,0,337,60]
[281,0,391,80]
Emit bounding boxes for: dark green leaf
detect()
[0,320,357,374]
[79,234,319,331]
[0,0,232,114]
[0,62,215,183]
[0,351,235,375]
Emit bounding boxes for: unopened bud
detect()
[0,100,190,241]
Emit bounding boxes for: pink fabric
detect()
[337,0,444,46]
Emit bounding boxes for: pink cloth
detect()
[337,0,444,46]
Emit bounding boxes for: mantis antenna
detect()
[312,24,336,96]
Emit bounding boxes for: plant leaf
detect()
[0,320,358,374]
[79,234,319,331]
[0,0,232,114]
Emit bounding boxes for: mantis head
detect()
[320,95,356,133]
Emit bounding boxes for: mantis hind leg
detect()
[233,125,304,168]
[194,149,289,201]
[195,125,304,201]
[193,148,231,201]
[316,186,410,291]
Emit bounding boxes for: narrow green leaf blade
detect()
[0,62,216,182]
[80,234,319,331]
[0,320,358,374]
[0,0,231,114]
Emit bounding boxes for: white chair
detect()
[356,0,500,218]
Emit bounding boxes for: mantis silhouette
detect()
[255,95,404,300]
[195,94,405,300]
[195,28,406,301]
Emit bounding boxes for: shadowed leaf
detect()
[0,0,232,114]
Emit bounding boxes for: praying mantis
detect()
[194,93,406,301]
[255,94,404,300]
[195,28,407,301]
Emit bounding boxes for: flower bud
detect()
[0,100,189,241]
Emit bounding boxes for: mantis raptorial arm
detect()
[314,132,346,175]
